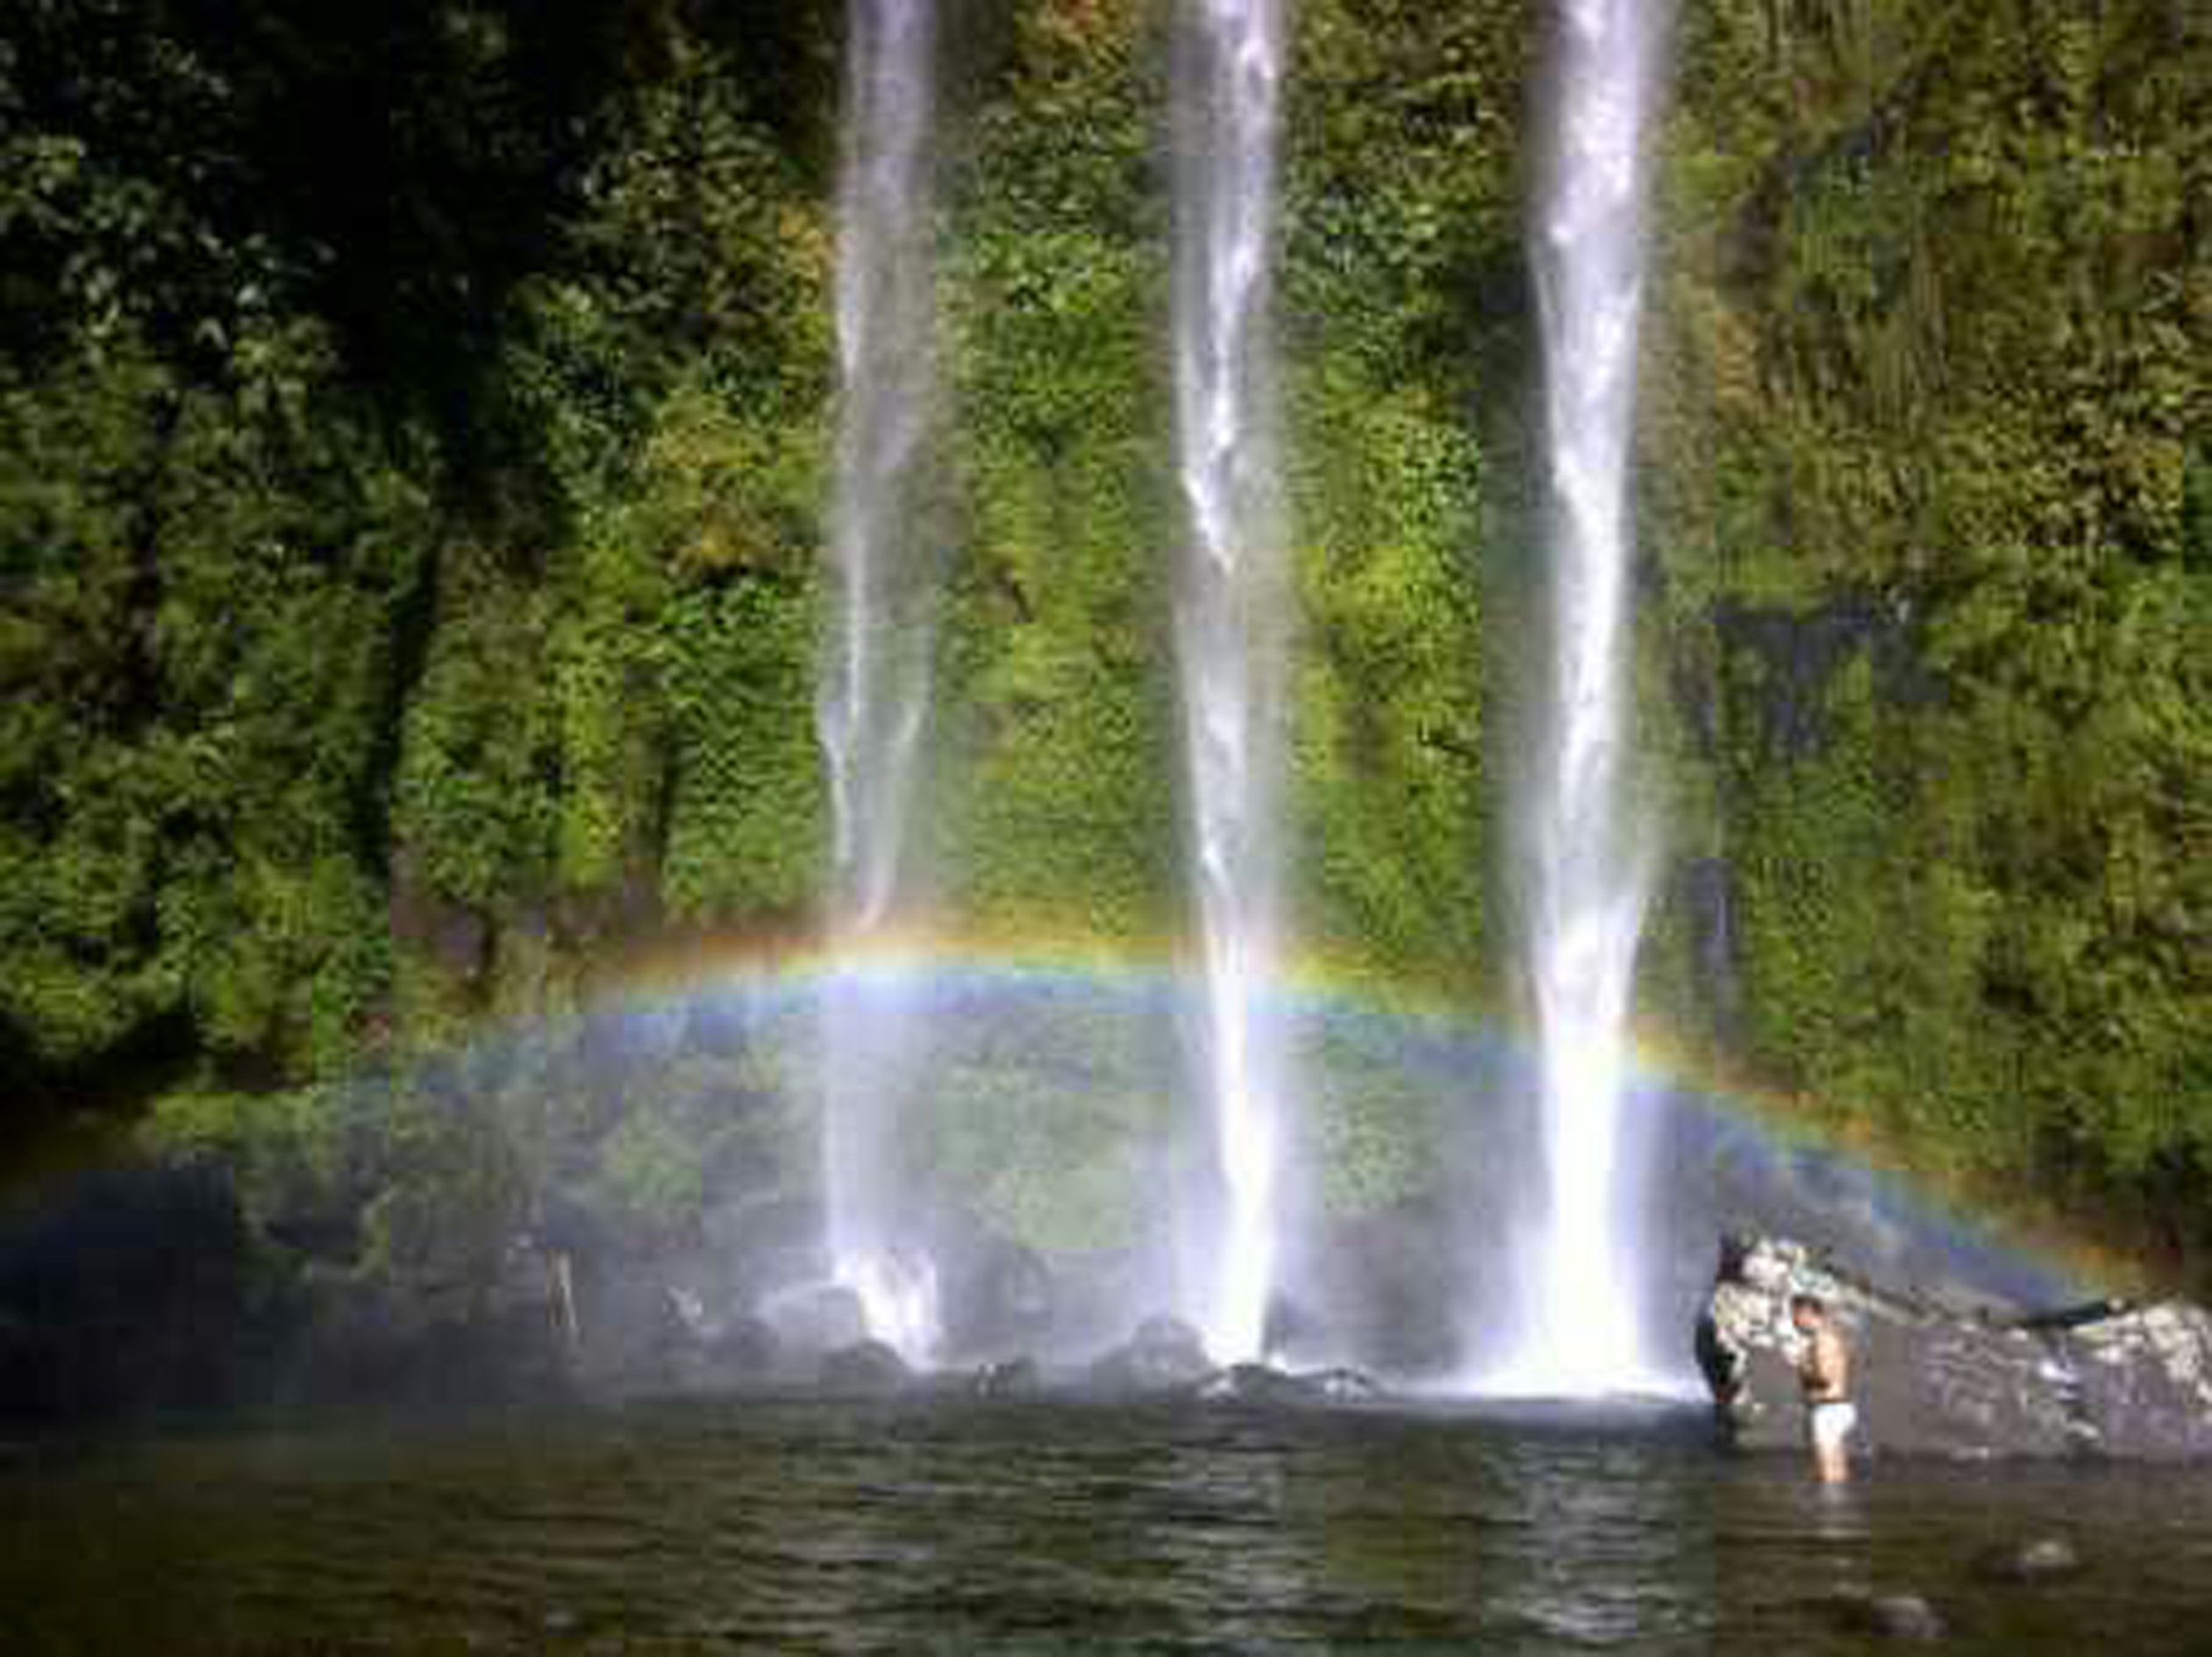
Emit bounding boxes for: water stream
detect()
[1169,0,1295,1367]
[1494,0,1675,1394]
[817,0,944,1359]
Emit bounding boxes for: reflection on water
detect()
[3,1399,2208,1653]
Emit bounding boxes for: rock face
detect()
[1697,1235,2212,1461]
[817,1339,911,1395]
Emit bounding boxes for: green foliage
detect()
[595,1104,709,1230]
[926,2,1177,945]
[1647,0,2210,1245]
[0,320,431,1077]
[1300,1018,1451,1218]
[1290,368,1493,991]
[3,0,2205,1287]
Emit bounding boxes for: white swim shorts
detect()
[1809,1400,1859,1453]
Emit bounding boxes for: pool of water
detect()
[4,1396,2207,1653]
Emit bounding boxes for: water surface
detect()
[4,1398,2206,1653]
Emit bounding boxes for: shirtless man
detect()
[1791,1293,1855,1482]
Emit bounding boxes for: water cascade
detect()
[1495,0,1673,1393]
[1169,0,1294,1365]
[817,0,943,1359]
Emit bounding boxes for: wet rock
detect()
[1195,1363,1309,1405]
[1191,1362,1387,1407]
[1974,1536,2084,1582]
[1088,1316,1213,1395]
[1826,1592,1944,1641]
[2064,1303,2212,1460]
[818,1339,911,1394]
[1307,1366,1387,1403]
[971,1357,1040,1398]
[1696,1234,2212,1461]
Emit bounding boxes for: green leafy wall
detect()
[1639,0,2208,1267]
[2,0,2204,1280]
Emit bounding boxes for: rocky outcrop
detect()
[818,1339,911,1395]
[1697,1235,2212,1461]
[1194,1363,1388,1407]
[1083,1317,1389,1408]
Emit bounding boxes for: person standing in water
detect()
[1791,1293,1855,1482]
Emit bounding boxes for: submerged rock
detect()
[817,1339,911,1394]
[1974,1536,2085,1582]
[1824,1591,1945,1642]
[1696,1234,2212,1461]
[1088,1316,1213,1395]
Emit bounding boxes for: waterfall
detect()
[817,0,942,1361]
[1495,0,1673,1394]
[1170,0,1293,1366]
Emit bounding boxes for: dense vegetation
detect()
[2,0,2204,1302]
[1643,0,2208,1272]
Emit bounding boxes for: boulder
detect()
[1974,1536,2084,1582]
[2063,1302,2212,1460]
[1306,1366,1388,1403]
[1824,1592,1945,1642]
[1695,1234,2212,1461]
[1088,1316,1214,1395]
[818,1339,911,1394]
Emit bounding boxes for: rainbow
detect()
[469,924,2103,1309]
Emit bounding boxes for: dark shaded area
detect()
[0,1163,265,1421]
[1714,594,1945,761]
[2,0,838,414]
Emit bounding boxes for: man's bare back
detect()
[1790,1294,1856,1482]
[1801,1324,1848,1404]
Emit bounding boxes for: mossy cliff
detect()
[2,1,2204,1295]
